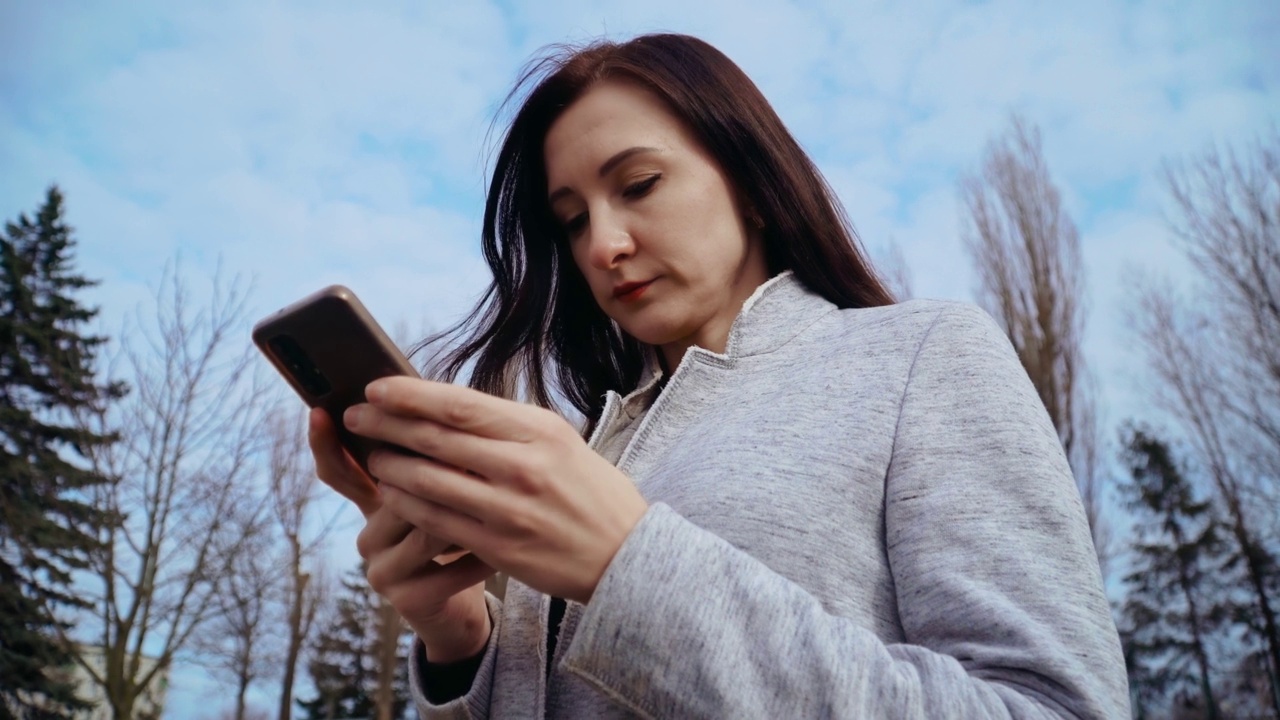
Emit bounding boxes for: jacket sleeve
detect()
[410,592,502,720]
[557,304,1130,719]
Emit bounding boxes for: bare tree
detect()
[267,408,328,720]
[1132,132,1280,716]
[196,508,281,720]
[192,368,334,720]
[959,115,1108,566]
[62,264,269,719]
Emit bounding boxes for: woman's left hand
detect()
[343,376,649,605]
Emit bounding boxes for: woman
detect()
[310,34,1129,718]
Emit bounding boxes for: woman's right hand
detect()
[309,408,496,662]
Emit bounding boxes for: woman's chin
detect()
[615,317,676,347]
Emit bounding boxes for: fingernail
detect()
[366,380,386,402]
[344,405,364,428]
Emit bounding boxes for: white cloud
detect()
[4,1,530,349]
[4,0,1273,477]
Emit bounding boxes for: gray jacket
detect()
[412,272,1130,719]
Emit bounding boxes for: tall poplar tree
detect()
[0,186,125,717]
[959,116,1108,567]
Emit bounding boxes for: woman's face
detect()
[543,79,770,368]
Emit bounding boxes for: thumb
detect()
[309,407,381,516]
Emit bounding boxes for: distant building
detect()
[47,645,170,720]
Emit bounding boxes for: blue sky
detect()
[2,1,1278,716]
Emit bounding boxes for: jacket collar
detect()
[592,273,836,443]
[722,270,835,358]
[628,271,835,391]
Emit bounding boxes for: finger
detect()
[372,451,503,527]
[364,526,456,594]
[356,504,421,561]
[365,376,553,442]
[350,412,525,492]
[382,553,497,613]
[435,546,473,565]
[380,482,488,552]
[309,408,381,516]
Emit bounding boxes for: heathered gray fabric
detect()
[594,353,664,466]
[410,272,1130,719]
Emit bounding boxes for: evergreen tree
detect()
[297,577,375,720]
[1119,427,1234,719]
[0,186,125,718]
[297,566,411,720]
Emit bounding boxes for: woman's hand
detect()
[309,409,495,662]
[343,377,650,605]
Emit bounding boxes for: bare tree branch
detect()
[64,261,271,720]
[266,407,331,720]
[1132,130,1280,716]
[192,505,280,720]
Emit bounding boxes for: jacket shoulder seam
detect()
[887,305,953,472]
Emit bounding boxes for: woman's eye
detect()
[623,174,660,199]
[564,213,588,236]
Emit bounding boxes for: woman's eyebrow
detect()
[548,146,660,204]
[597,146,659,177]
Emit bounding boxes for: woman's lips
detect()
[613,279,655,302]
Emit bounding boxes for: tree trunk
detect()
[236,677,249,720]
[107,650,137,720]
[374,599,400,720]
[1234,511,1280,720]
[278,561,308,720]
[110,691,135,720]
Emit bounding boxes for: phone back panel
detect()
[252,285,418,468]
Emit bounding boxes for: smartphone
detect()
[252,285,418,470]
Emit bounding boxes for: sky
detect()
[2,0,1278,717]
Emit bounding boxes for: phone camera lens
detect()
[267,335,332,397]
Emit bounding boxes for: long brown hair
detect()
[418,34,894,430]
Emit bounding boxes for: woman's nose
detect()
[586,213,635,270]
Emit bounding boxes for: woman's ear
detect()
[736,188,766,234]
